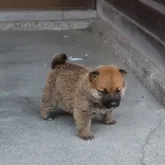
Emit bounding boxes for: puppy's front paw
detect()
[47,118,53,121]
[79,133,94,140]
[103,120,117,125]
[41,112,53,121]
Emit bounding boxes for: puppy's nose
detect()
[111,101,117,106]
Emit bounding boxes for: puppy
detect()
[40,53,127,140]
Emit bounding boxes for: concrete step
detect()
[0,10,96,31]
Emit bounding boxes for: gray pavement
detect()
[0,30,165,165]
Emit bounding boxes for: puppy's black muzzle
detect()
[101,94,121,109]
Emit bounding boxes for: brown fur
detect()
[51,53,67,69]
[40,53,127,140]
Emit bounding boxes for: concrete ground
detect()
[0,30,165,165]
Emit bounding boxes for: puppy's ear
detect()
[119,69,127,76]
[89,70,99,82]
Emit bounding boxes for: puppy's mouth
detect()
[103,101,120,109]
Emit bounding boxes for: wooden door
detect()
[0,0,95,10]
[106,0,165,44]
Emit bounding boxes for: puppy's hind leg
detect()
[40,73,54,120]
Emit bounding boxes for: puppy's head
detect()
[88,65,127,109]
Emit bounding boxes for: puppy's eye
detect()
[98,88,108,95]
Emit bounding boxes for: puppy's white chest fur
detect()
[90,108,112,118]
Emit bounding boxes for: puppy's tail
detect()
[51,53,67,69]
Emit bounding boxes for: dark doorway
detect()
[0,0,96,10]
[106,0,165,44]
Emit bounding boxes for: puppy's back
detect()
[50,53,89,89]
[50,53,89,110]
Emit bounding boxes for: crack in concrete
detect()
[140,113,165,165]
